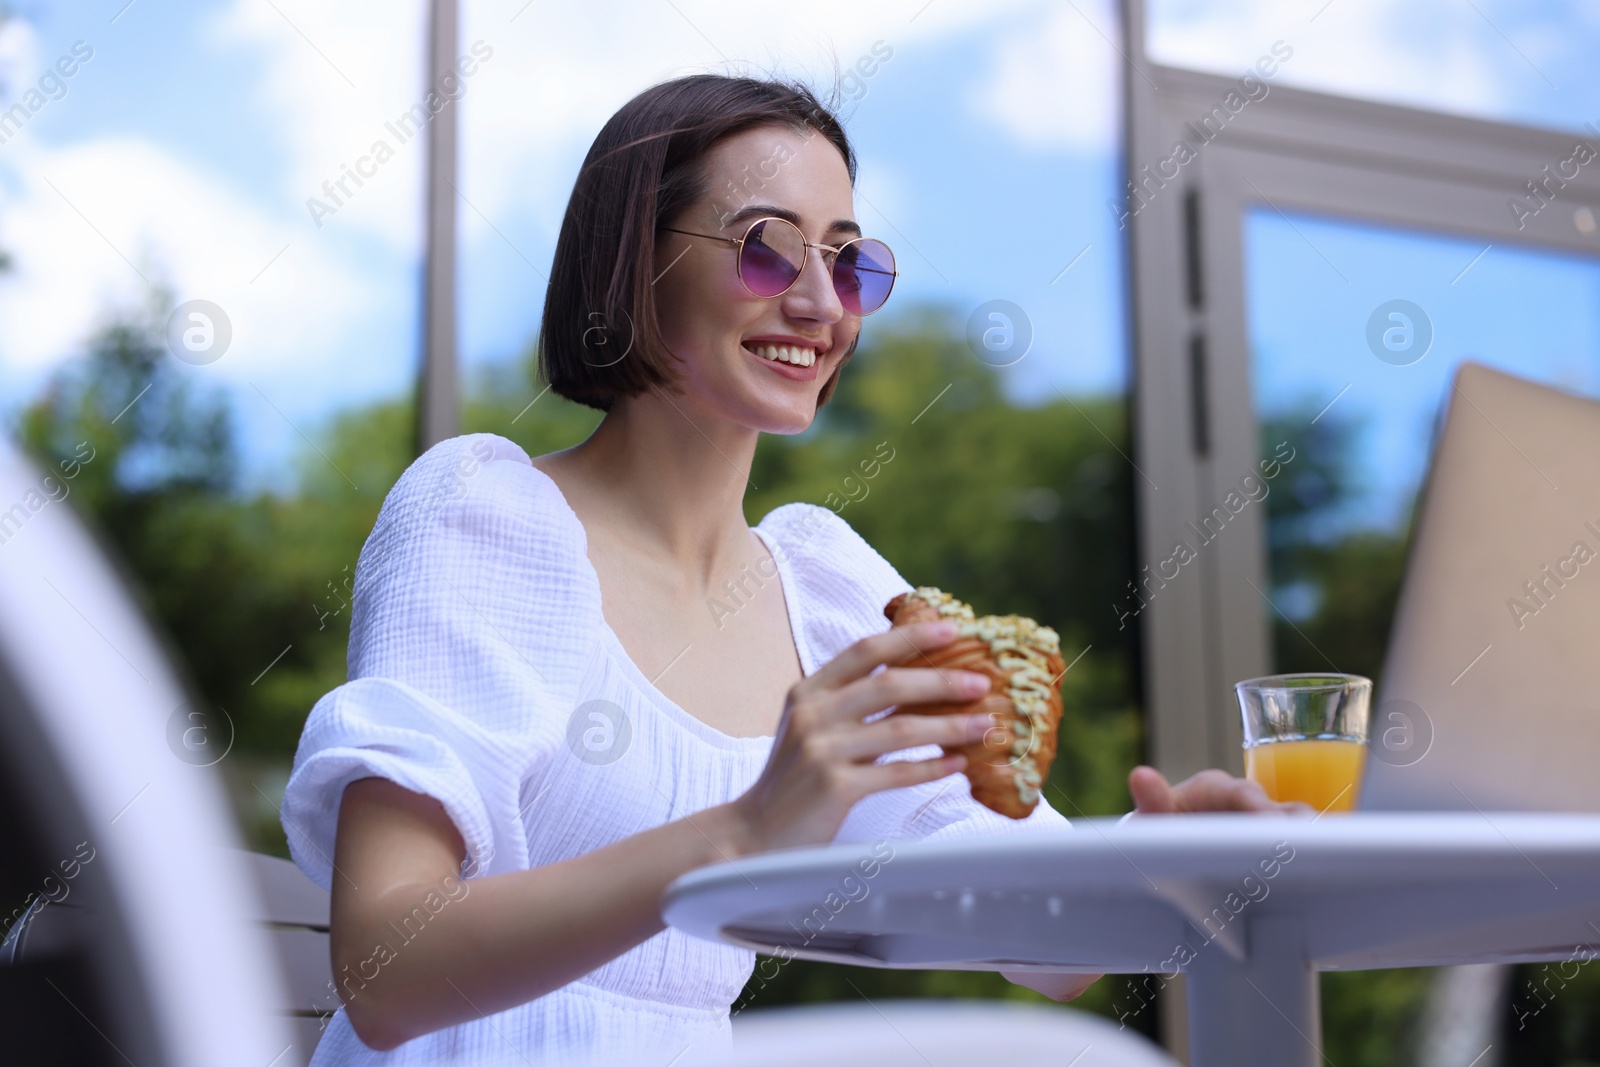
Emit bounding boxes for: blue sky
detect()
[0,0,1128,492]
[0,0,1597,497]
[1247,209,1600,537]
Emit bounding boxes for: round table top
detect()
[661,813,1600,975]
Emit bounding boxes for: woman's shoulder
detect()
[756,501,873,561]
[359,433,584,579]
[374,432,569,524]
[350,433,602,681]
[757,503,913,658]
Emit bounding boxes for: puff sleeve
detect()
[280,433,600,891]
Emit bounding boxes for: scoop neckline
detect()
[523,461,795,750]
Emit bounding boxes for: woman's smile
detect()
[742,335,829,380]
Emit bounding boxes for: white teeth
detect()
[751,344,817,367]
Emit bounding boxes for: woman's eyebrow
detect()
[722,203,862,237]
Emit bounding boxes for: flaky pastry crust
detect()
[883,587,1065,819]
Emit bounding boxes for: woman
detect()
[282,73,1295,1066]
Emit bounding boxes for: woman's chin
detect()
[752,409,816,436]
[725,387,820,435]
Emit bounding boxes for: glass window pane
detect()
[1147,0,1600,136]
[1244,206,1600,678]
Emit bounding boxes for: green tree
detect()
[1261,406,1410,687]
[14,294,368,840]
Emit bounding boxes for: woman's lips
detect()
[744,342,821,382]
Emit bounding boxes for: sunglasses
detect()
[659,216,898,316]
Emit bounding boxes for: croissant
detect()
[883,587,1066,819]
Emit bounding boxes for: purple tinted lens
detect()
[738,219,803,297]
[834,239,896,315]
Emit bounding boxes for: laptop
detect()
[1362,361,1600,812]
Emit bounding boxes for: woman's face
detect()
[651,123,860,435]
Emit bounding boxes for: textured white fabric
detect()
[282,432,1072,1066]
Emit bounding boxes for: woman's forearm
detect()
[338,799,755,1050]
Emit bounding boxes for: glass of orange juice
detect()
[1235,673,1372,814]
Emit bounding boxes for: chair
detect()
[693,998,1177,1066]
[1,851,335,1067]
[0,434,291,1065]
[1364,361,1600,811]
[240,851,339,1065]
[1358,362,1600,1060]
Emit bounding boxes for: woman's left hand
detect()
[1001,764,1311,1002]
[998,969,1101,1002]
[1127,764,1315,815]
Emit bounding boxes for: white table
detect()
[662,814,1600,1066]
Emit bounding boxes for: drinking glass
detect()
[1235,673,1372,813]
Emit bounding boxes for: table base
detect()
[1186,914,1321,1067]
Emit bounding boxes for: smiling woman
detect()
[279,71,1288,1067]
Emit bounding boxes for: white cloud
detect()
[455,0,961,240]
[0,131,381,390]
[0,8,395,412]
[964,0,1120,154]
[0,14,38,76]
[204,0,429,251]
[1142,0,1583,125]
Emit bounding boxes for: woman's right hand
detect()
[731,619,995,854]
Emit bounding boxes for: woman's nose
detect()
[781,244,845,323]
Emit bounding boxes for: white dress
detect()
[282,432,1072,1066]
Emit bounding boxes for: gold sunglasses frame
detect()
[659,215,898,315]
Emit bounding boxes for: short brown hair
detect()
[538,74,860,412]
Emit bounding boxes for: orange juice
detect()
[1245,738,1366,813]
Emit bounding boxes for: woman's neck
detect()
[554,388,760,587]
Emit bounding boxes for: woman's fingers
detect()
[1217,773,1279,812]
[740,620,989,854]
[850,750,967,794]
[821,707,996,763]
[1172,769,1284,813]
[825,664,991,723]
[799,621,963,694]
[1000,970,1103,1003]
[1127,765,1319,815]
[1128,765,1178,813]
